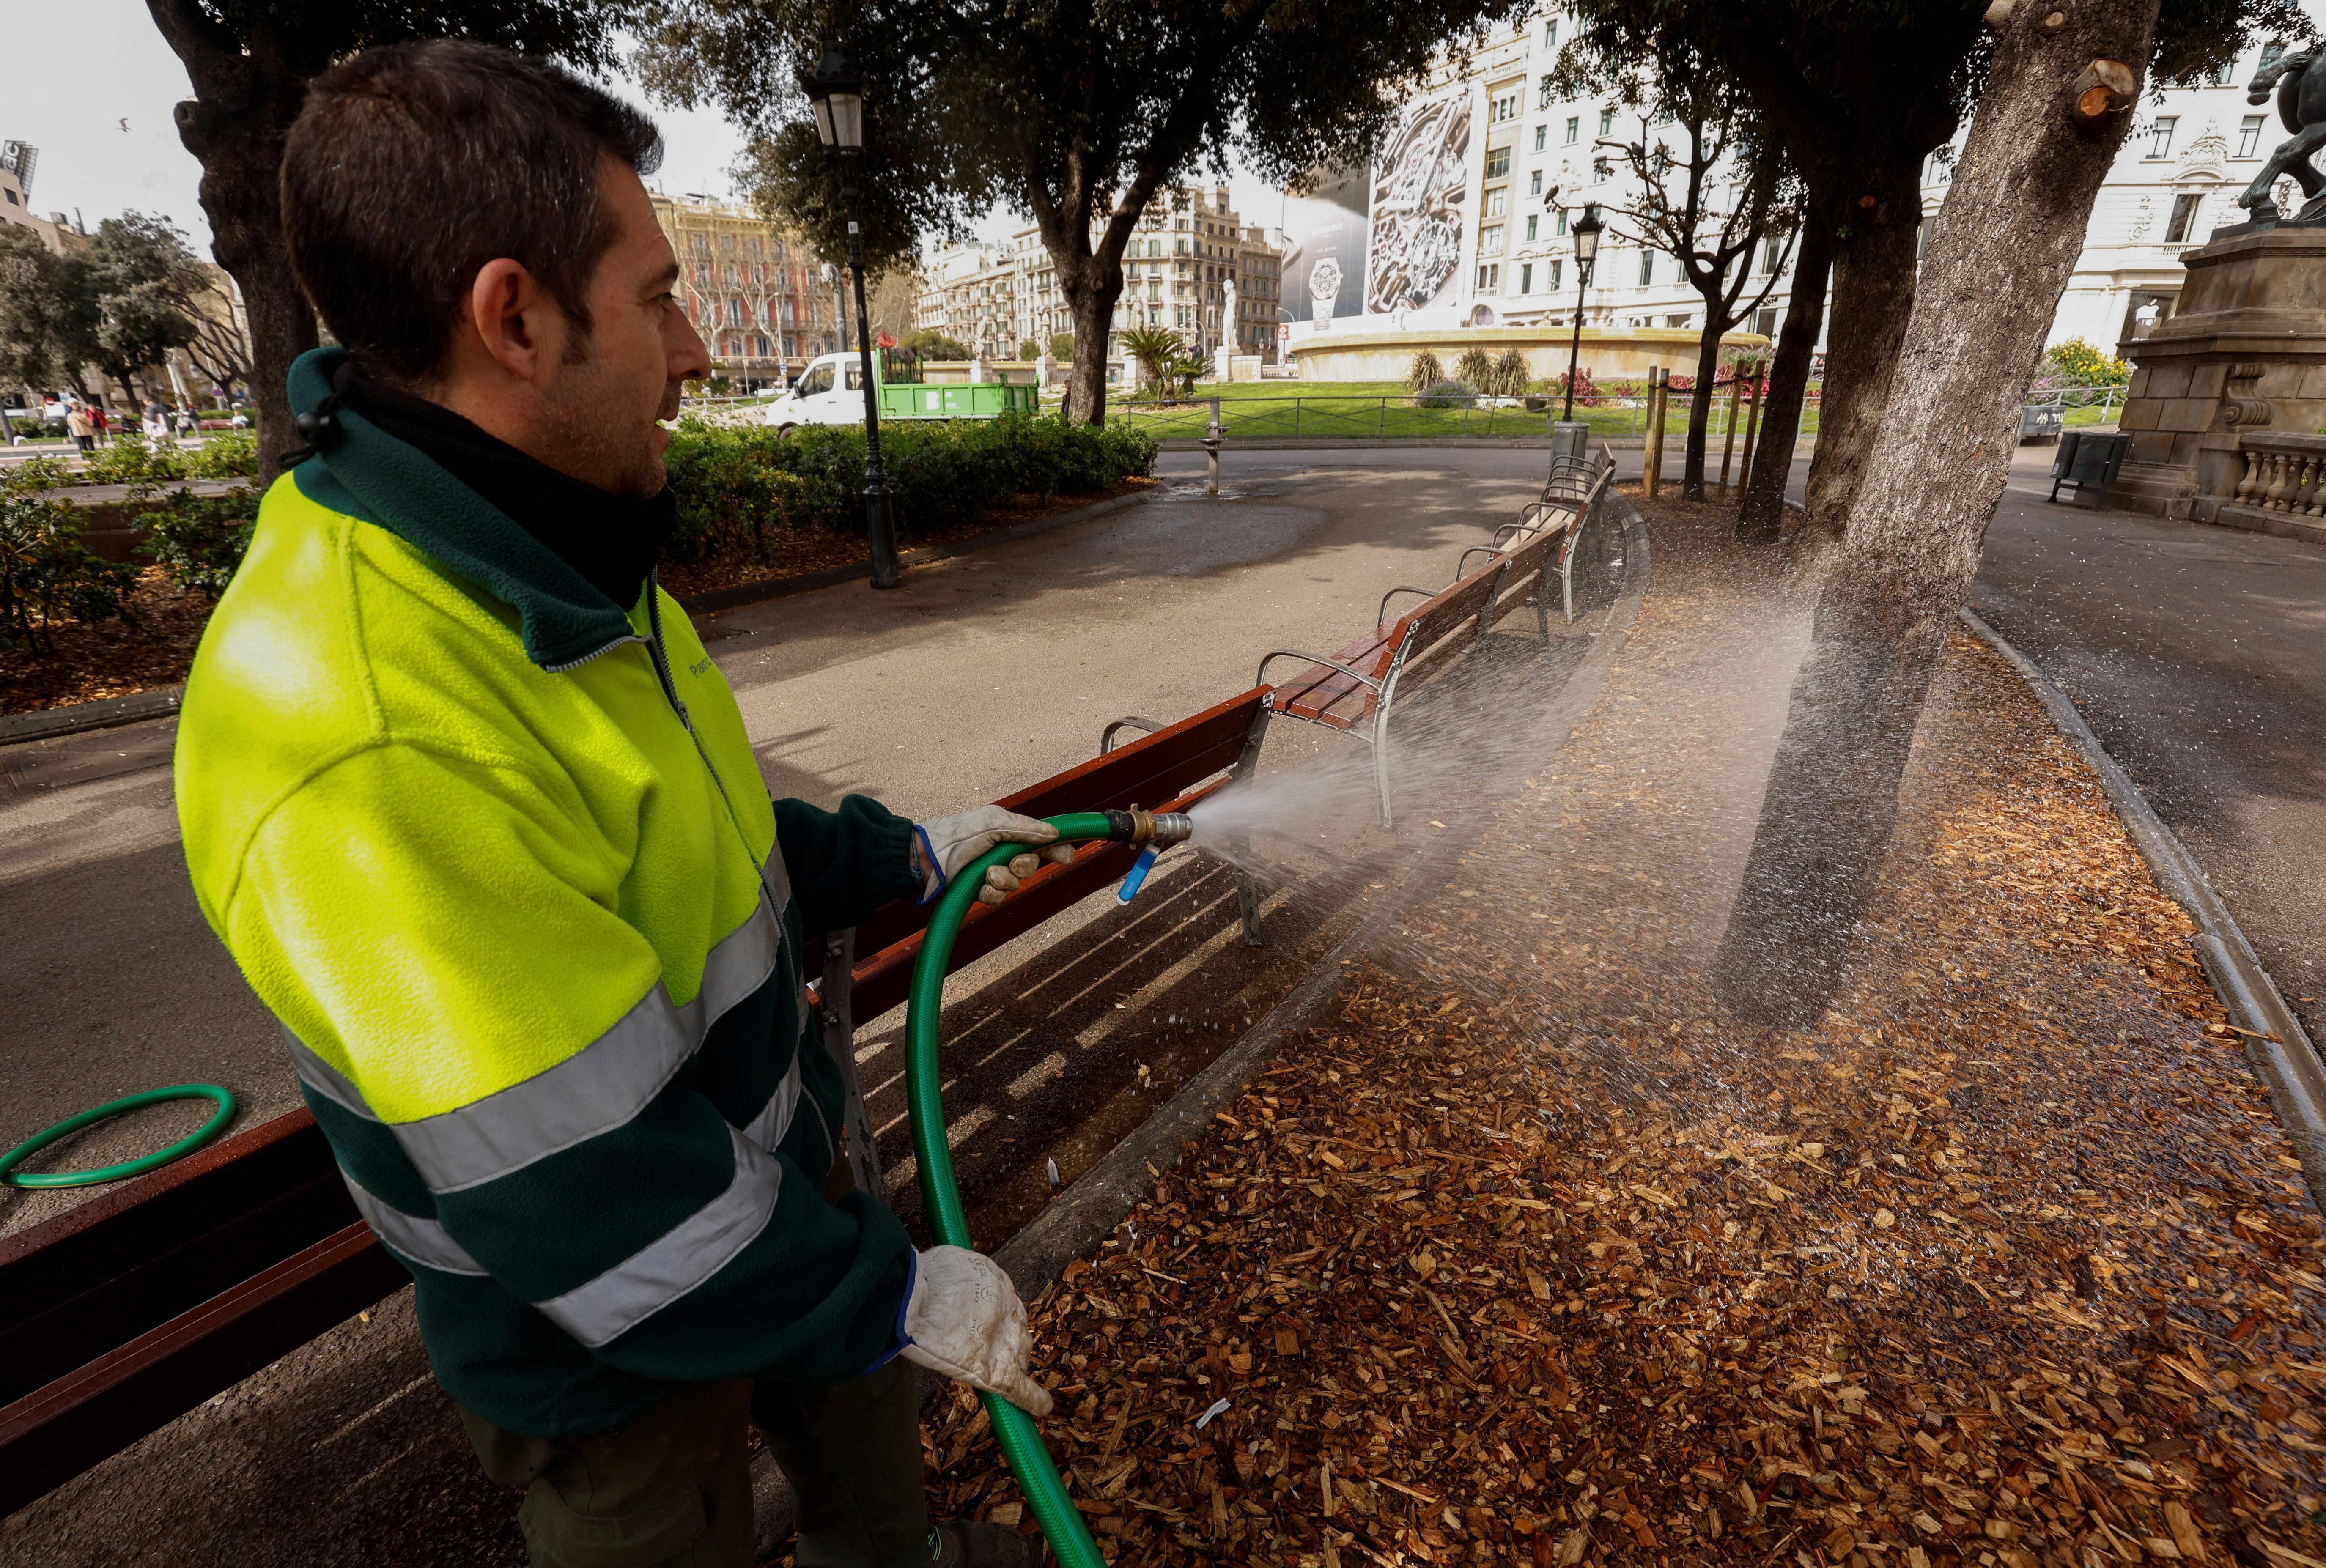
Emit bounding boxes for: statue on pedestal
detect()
[2237,44,2326,225]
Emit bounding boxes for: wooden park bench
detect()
[0,685,1274,1519]
[1250,450,1617,831]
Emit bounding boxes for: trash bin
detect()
[2048,430,2131,508]
[1549,421,1590,464]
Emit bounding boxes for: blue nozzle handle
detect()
[1117,845,1162,904]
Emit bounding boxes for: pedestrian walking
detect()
[66,402,93,455]
[90,404,110,447]
[175,39,1058,1568]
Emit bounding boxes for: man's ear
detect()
[464,258,561,384]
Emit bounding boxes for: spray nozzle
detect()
[1104,807,1193,847]
[1108,807,1191,905]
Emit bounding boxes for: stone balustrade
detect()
[2229,432,2326,518]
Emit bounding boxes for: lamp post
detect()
[801,43,900,590]
[1561,202,1605,423]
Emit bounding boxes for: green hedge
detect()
[4,415,1154,652]
[0,458,140,652]
[77,433,258,487]
[662,413,1157,565]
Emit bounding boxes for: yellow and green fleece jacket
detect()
[176,348,922,1438]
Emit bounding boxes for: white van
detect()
[763,354,865,433]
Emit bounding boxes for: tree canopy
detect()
[65,214,210,399]
[143,0,631,481]
[638,0,1532,421]
[0,228,74,396]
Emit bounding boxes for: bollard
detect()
[1643,367,1666,499]
[1550,420,1589,466]
[1717,368,1741,491]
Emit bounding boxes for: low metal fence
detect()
[1109,392,1822,443]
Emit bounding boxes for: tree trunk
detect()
[1060,255,1125,426]
[1680,314,1725,501]
[1735,211,1833,544]
[1709,0,2157,1027]
[1787,168,1925,567]
[154,6,315,490]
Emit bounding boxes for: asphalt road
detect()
[1970,444,2326,1044]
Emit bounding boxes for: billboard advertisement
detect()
[1280,163,1369,326]
[1366,90,1472,317]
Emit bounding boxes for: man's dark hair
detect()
[282,40,664,385]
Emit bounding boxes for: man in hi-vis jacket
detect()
[176,39,1060,1568]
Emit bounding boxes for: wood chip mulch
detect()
[908,492,2326,1568]
[0,567,214,715]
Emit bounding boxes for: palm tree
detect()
[1119,326,1184,392]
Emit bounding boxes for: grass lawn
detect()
[1100,378,1824,441]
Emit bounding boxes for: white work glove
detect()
[914,806,1074,906]
[900,1245,1053,1417]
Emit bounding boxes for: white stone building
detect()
[916,185,1286,362]
[1286,7,2324,365]
[1924,36,2321,362]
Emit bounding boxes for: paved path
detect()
[1970,443,2326,1044]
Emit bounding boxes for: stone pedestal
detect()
[2110,228,2326,521]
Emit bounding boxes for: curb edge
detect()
[1957,606,2326,1215]
[0,685,184,749]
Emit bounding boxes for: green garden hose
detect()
[906,809,1187,1568]
[0,1084,236,1188]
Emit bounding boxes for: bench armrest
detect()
[1377,585,1438,628]
[1100,715,1165,754]
[1456,545,1501,577]
[1255,649,1390,692]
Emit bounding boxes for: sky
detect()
[0,0,1287,261]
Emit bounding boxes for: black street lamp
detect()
[1561,202,1605,423]
[801,42,900,590]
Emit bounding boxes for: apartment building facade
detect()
[916,184,1285,362]
[1,141,79,255]
[651,193,846,389]
[1289,9,2320,365]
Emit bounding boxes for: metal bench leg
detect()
[1561,537,1578,624]
[819,929,882,1193]
[1230,697,1272,947]
[1372,719,1394,831]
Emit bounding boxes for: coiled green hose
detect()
[0,1084,236,1188]
[907,812,1116,1568]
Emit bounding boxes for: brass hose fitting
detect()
[1103,808,1194,846]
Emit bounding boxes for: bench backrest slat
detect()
[1392,564,1508,688]
[833,686,1270,959]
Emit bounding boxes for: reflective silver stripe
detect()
[342,1173,488,1276]
[686,894,783,1040]
[533,1124,780,1348]
[283,1024,380,1121]
[742,1054,804,1149]
[381,896,786,1195]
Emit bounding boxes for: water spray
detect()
[904,808,1191,1568]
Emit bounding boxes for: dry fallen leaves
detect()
[890,494,2326,1568]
